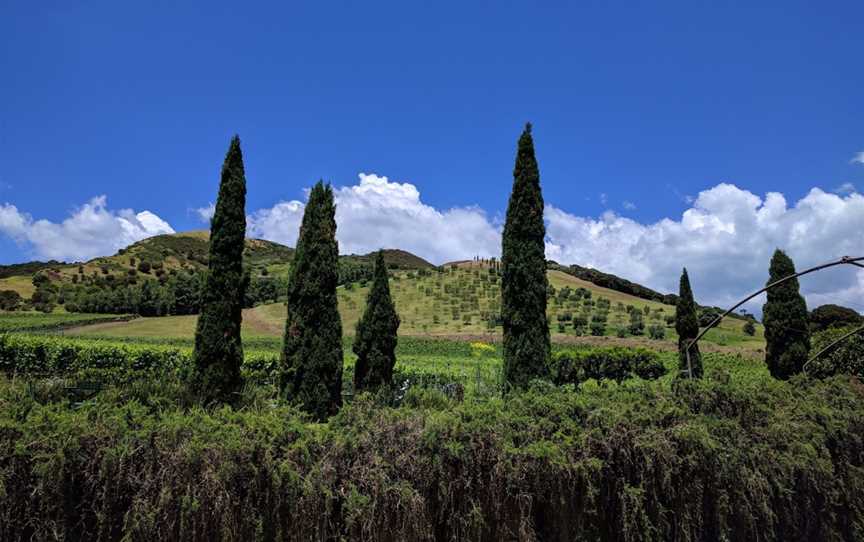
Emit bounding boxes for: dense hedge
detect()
[0,374,862,541]
[0,333,278,382]
[550,347,667,385]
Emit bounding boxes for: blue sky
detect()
[1,1,863,309]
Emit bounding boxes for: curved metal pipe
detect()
[683,255,864,379]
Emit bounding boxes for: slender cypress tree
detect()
[502,123,551,389]
[280,181,343,419]
[763,249,810,379]
[191,135,247,403]
[675,268,703,378]
[353,250,400,391]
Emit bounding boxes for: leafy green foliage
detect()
[763,250,810,379]
[0,312,134,332]
[2,370,862,540]
[809,303,862,332]
[549,347,667,385]
[806,326,864,378]
[676,268,703,378]
[502,124,550,388]
[353,251,400,391]
[191,136,247,403]
[0,289,22,311]
[281,182,344,420]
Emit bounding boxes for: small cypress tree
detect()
[280,181,343,419]
[763,249,810,379]
[502,123,551,389]
[191,135,247,403]
[353,251,400,391]
[675,268,703,378]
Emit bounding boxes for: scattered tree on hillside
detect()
[191,135,247,403]
[809,304,862,332]
[0,290,22,311]
[763,249,810,379]
[675,268,703,378]
[743,320,756,336]
[353,251,400,391]
[280,181,343,420]
[501,123,551,389]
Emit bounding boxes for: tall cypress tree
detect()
[191,135,247,403]
[353,250,400,392]
[763,249,810,379]
[280,181,343,419]
[675,268,703,378]
[502,123,551,388]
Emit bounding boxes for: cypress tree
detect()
[763,249,811,379]
[280,181,343,419]
[675,268,703,378]
[191,135,247,403]
[502,123,551,388]
[352,250,400,391]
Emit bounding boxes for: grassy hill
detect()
[69,262,764,355]
[0,231,434,296]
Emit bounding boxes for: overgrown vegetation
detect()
[1,367,862,541]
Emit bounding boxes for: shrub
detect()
[549,347,667,385]
[743,320,756,336]
[589,321,605,336]
[648,324,665,340]
[137,260,151,274]
[806,326,864,379]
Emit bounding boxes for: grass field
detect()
[0,275,36,298]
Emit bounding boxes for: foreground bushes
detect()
[0,374,862,541]
[550,347,667,385]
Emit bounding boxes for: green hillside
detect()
[68,261,764,354]
[0,232,433,291]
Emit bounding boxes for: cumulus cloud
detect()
[851,151,864,165]
[622,201,637,211]
[247,173,501,264]
[194,203,216,222]
[0,196,174,261]
[545,183,864,313]
[833,182,857,195]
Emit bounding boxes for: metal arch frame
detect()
[683,255,864,379]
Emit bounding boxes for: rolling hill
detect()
[68,261,764,354]
[0,231,434,296]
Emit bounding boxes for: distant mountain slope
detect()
[548,261,677,305]
[0,232,434,297]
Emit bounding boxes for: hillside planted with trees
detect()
[1,124,862,541]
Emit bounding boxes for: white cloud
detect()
[851,151,864,165]
[0,196,174,261]
[833,182,857,195]
[599,193,608,206]
[194,203,216,222]
[247,173,501,264]
[622,201,637,211]
[545,183,864,313]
